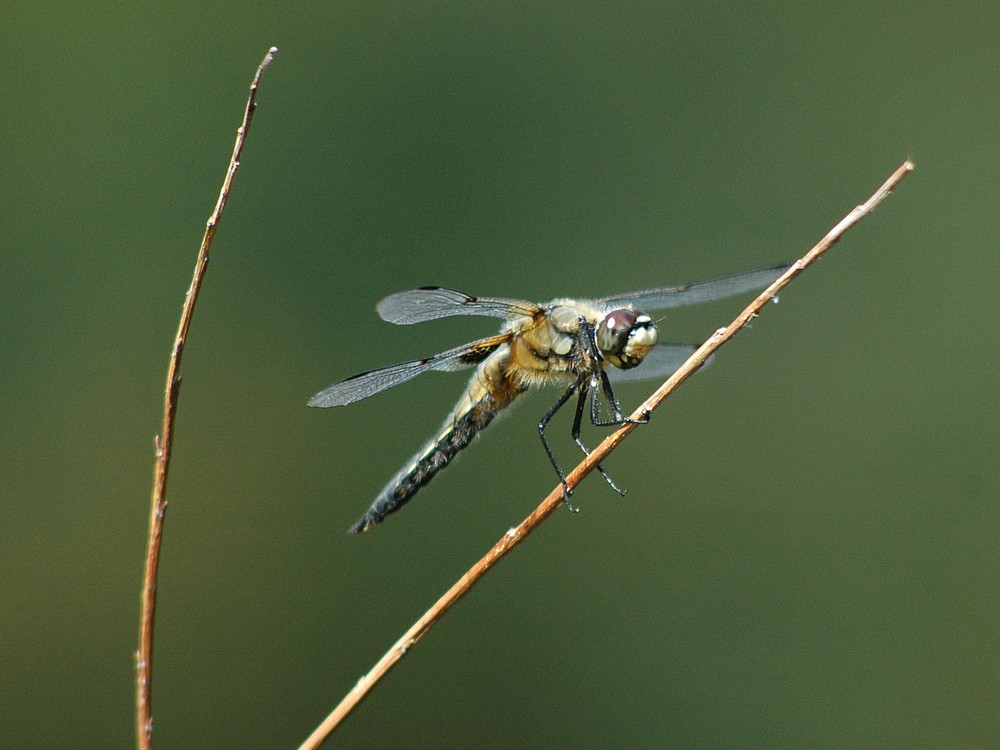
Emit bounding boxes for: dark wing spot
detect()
[458,346,497,366]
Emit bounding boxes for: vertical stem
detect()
[136,47,277,750]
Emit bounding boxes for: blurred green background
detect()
[3,3,998,748]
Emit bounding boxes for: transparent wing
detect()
[591,264,790,312]
[308,334,509,407]
[376,287,541,325]
[605,343,709,383]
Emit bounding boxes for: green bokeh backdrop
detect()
[3,3,998,748]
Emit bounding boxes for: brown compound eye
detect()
[596,309,637,358]
[596,308,657,369]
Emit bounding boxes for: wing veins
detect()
[591,264,790,311]
[307,334,509,407]
[376,286,539,325]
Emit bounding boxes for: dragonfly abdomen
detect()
[348,350,528,533]
[348,394,502,533]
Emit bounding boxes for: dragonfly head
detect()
[596,308,658,369]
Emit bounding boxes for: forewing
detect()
[606,343,715,383]
[376,287,539,325]
[307,334,509,407]
[592,264,790,312]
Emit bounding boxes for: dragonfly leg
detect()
[571,383,626,497]
[538,377,582,512]
[591,369,649,426]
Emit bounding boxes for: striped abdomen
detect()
[348,351,525,533]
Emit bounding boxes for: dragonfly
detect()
[309,264,789,533]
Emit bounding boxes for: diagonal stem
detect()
[297,159,914,750]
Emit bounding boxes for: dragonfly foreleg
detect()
[590,369,649,427]
[571,381,626,497]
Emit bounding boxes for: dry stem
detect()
[136,47,277,750]
[297,159,914,749]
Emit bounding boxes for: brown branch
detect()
[135,47,277,750]
[297,159,914,750]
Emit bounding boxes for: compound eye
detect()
[596,309,637,358]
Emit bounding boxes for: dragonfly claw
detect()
[559,482,579,513]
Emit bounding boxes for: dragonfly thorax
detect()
[596,308,658,370]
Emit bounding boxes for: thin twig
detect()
[136,47,277,750]
[298,159,914,749]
